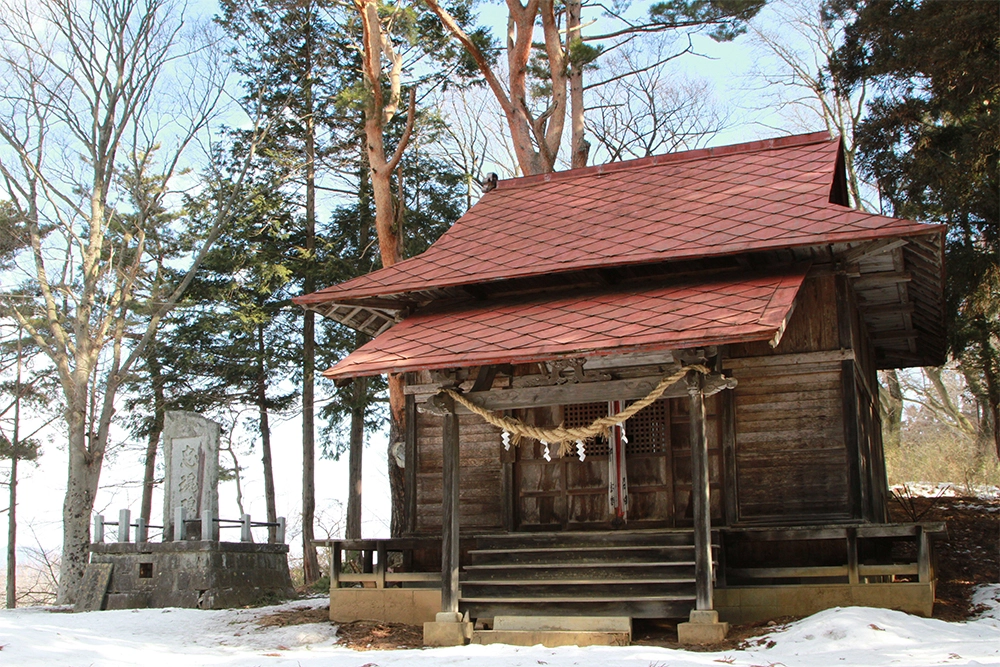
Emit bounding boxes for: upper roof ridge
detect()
[496,131,836,191]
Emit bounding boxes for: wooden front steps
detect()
[460,530,718,620]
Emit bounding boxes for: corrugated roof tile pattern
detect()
[299,134,934,306]
[325,271,806,378]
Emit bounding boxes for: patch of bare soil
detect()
[256,605,424,649]
[256,605,330,628]
[632,616,799,651]
[888,493,1000,621]
[330,620,423,650]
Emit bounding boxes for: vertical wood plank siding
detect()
[730,275,852,522]
[414,411,504,533]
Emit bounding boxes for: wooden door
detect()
[514,397,724,530]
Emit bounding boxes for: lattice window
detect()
[563,399,672,456]
[563,402,610,456]
[624,399,670,454]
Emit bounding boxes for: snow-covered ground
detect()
[2,588,999,667]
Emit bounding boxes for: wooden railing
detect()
[315,538,441,589]
[720,522,946,586]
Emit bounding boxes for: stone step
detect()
[461,596,695,620]
[472,615,632,648]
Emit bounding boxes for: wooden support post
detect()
[376,542,387,589]
[331,541,342,589]
[687,370,714,611]
[118,509,131,543]
[94,514,104,543]
[440,393,461,614]
[917,526,931,583]
[847,527,860,584]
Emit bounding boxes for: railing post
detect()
[847,527,860,584]
[240,513,252,542]
[201,508,217,541]
[331,541,342,590]
[917,526,931,583]
[136,516,148,543]
[276,517,286,544]
[94,514,104,543]
[118,509,131,543]
[376,542,387,589]
[174,507,187,541]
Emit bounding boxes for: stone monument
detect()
[162,411,220,541]
[86,411,295,611]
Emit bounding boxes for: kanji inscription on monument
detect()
[162,411,220,540]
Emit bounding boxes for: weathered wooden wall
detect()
[725,273,887,524]
[411,410,505,535]
[727,274,851,522]
[403,271,890,533]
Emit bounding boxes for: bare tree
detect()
[744,0,869,208]
[425,0,568,176]
[0,320,52,608]
[0,0,270,602]
[587,41,728,163]
[424,0,763,175]
[431,84,521,208]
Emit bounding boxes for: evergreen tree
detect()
[830,0,1000,458]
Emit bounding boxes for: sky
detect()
[0,0,836,576]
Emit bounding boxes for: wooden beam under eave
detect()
[419,372,737,414]
[852,270,912,290]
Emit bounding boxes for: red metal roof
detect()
[324,270,807,378]
[297,133,937,308]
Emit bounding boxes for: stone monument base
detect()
[89,541,295,610]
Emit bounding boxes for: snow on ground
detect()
[2,590,1000,667]
[892,482,1000,501]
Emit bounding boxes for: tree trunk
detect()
[6,454,16,609]
[300,3,321,584]
[257,321,278,543]
[388,373,406,537]
[6,330,22,609]
[57,396,102,604]
[346,376,365,540]
[566,0,589,169]
[423,0,566,176]
[140,351,165,523]
[355,0,416,536]
[879,369,903,451]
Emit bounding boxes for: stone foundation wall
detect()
[715,582,935,624]
[90,541,295,609]
[330,588,442,625]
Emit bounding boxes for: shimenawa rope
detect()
[442,364,712,457]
